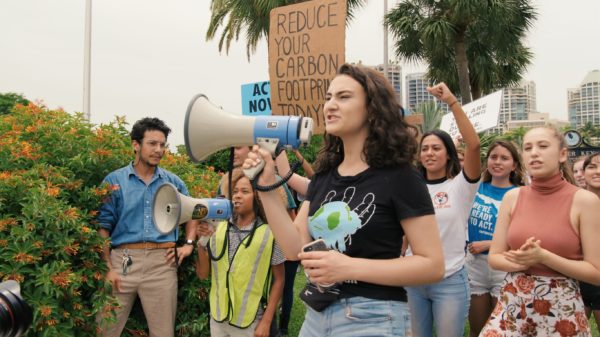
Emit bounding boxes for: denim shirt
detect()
[97,163,189,247]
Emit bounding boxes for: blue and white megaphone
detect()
[152,183,232,246]
[184,94,313,179]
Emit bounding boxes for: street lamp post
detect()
[83,0,92,121]
[383,0,388,79]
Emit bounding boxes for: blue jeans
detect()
[406,267,470,337]
[299,296,411,337]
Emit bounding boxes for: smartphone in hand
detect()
[301,239,335,292]
[302,239,328,253]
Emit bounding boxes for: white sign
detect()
[440,90,503,138]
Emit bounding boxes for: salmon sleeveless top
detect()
[506,172,582,276]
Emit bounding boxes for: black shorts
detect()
[580,281,600,310]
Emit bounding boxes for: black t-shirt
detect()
[306,164,434,301]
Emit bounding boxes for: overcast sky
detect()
[1,0,598,147]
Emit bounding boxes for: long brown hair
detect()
[314,64,417,173]
[482,140,525,186]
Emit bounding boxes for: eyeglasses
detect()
[143,140,168,149]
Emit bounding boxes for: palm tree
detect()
[385,0,536,104]
[502,126,528,149]
[414,100,443,134]
[206,0,366,60]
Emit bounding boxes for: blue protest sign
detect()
[241,81,272,116]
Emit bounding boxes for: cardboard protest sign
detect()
[268,0,346,134]
[440,90,503,138]
[241,81,271,116]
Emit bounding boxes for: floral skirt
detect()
[479,272,590,337]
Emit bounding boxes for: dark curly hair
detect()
[130,117,171,142]
[314,64,417,173]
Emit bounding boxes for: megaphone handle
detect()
[198,236,210,247]
[243,160,266,180]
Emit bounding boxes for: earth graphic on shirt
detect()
[309,201,362,252]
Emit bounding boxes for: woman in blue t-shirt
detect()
[245,64,445,337]
[466,140,525,336]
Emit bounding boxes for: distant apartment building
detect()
[488,81,537,133]
[372,63,403,110]
[505,112,569,131]
[568,69,600,128]
[405,72,450,115]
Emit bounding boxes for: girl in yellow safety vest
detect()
[196,168,286,337]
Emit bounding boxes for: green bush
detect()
[0,103,220,336]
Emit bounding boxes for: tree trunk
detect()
[454,30,472,104]
[471,80,482,101]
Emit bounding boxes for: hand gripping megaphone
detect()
[184,94,313,179]
[152,183,232,246]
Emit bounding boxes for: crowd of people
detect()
[95,63,600,337]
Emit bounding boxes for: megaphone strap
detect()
[252,158,303,192]
[207,222,230,262]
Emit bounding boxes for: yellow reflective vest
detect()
[209,220,274,328]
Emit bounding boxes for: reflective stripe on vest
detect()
[209,221,274,328]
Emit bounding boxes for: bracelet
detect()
[449,100,459,108]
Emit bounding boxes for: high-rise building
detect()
[405,72,450,116]
[502,81,537,123]
[568,70,600,128]
[488,81,537,133]
[372,63,403,109]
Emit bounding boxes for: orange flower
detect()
[80,226,92,234]
[39,305,52,317]
[95,128,106,142]
[64,207,79,219]
[51,271,72,288]
[47,186,61,197]
[532,299,552,315]
[25,125,37,133]
[88,210,98,217]
[33,241,43,248]
[15,141,40,160]
[5,273,24,283]
[0,240,7,247]
[503,282,518,295]
[94,148,112,156]
[64,243,80,256]
[0,171,11,180]
[554,319,577,337]
[13,252,37,264]
[46,319,58,326]
[110,184,120,191]
[514,274,535,294]
[64,181,83,190]
[93,186,109,196]
[0,218,17,231]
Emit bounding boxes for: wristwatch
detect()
[184,239,195,246]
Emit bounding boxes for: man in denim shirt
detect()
[96,117,197,337]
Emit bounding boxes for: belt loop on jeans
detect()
[113,242,176,250]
